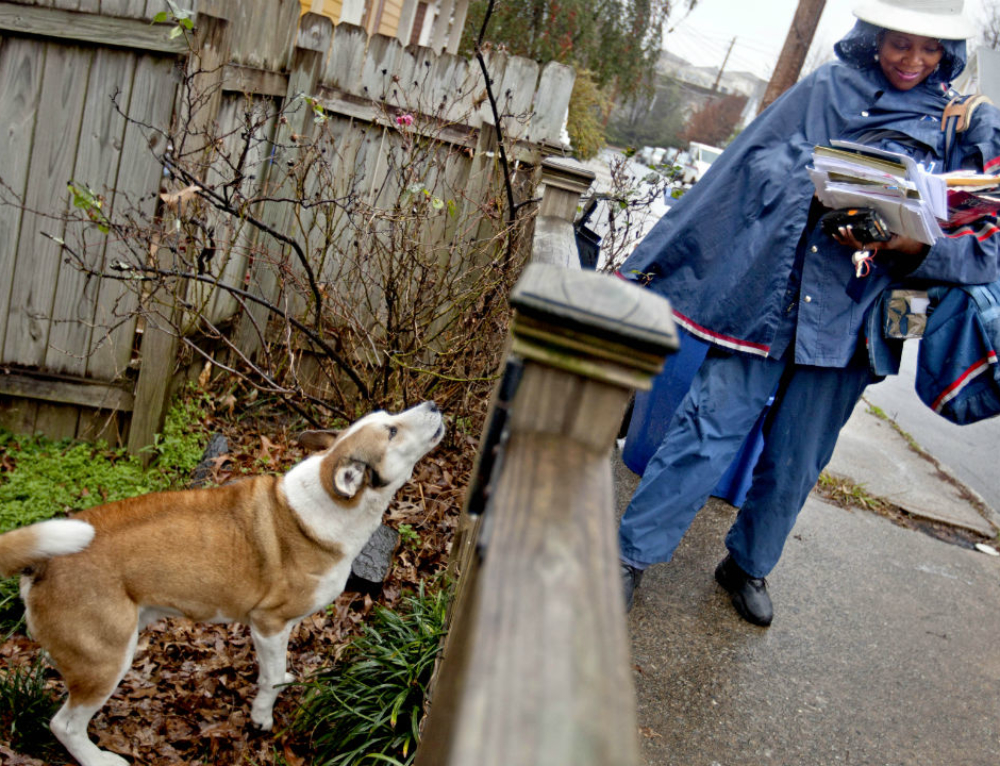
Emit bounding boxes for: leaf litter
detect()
[0,389,475,765]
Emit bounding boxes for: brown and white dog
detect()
[0,402,444,766]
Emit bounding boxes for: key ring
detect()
[852,250,873,278]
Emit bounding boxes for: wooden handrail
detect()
[416,258,678,765]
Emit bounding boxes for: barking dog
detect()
[0,402,444,766]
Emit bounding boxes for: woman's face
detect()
[878,31,945,90]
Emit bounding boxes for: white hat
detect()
[852,0,976,40]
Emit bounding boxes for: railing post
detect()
[538,156,595,221]
[532,156,595,269]
[417,262,678,766]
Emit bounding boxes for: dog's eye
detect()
[388,426,398,439]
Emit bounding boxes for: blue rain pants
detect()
[618,344,876,578]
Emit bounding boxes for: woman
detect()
[618,0,1000,625]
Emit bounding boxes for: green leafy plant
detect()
[0,390,207,634]
[0,656,62,759]
[292,583,448,765]
[67,181,110,234]
[397,524,421,550]
[0,576,24,640]
[152,0,195,39]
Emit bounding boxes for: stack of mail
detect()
[809,140,947,245]
[941,172,1000,227]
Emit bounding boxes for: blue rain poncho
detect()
[621,21,1000,364]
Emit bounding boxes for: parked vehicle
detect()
[638,145,682,169]
[680,141,724,184]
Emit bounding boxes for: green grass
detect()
[0,576,24,641]
[292,582,448,766]
[817,471,890,513]
[0,389,209,634]
[0,655,62,759]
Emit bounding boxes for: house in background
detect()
[300,0,470,52]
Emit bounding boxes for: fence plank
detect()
[493,54,537,144]
[100,0,150,19]
[0,35,43,356]
[3,42,90,368]
[324,22,367,95]
[127,317,177,456]
[32,403,79,440]
[0,396,37,436]
[0,370,134,409]
[201,93,279,326]
[361,33,399,102]
[232,13,330,360]
[127,10,227,454]
[46,46,136,375]
[76,406,126,444]
[87,52,178,380]
[227,0,297,71]
[386,41,416,108]
[529,61,575,147]
[0,3,188,53]
[144,0,194,21]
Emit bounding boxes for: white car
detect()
[681,141,724,184]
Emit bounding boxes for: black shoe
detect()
[621,563,644,612]
[714,554,773,627]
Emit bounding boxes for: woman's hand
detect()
[831,226,929,257]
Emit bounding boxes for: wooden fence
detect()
[0,0,574,451]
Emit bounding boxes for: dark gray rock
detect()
[190,433,229,488]
[347,524,400,596]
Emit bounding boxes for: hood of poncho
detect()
[834,19,967,85]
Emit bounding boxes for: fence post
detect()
[416,262,678,765]
[127,5,232,457]
[538,155,595,221]
[531,156,595,269]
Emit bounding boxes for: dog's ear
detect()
[297,429,339,452]
[331,457,367,498]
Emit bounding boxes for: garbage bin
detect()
[622,329,771,507]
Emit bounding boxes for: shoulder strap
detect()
[942,94,994,172]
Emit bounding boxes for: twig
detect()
[475,0,518,266]
[47,233,371,401]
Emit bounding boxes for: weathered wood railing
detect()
[414,159,678,765]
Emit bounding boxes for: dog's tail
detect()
[0,519,95,577]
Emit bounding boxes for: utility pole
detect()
[758,0,826,113]
[712,36,737,92]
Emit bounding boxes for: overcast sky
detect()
[664,0,991,81]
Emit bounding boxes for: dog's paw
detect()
[250,706,274,732]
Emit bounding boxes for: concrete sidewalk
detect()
[616,401,1000,766]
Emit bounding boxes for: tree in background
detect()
[605,77,686,151]
[983,0,1000,49]
[680,92,747,147]
[566,70,611,160]
[462,0,697,158]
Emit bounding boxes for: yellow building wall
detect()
[300,0,345,23]
[300,0,405,38]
